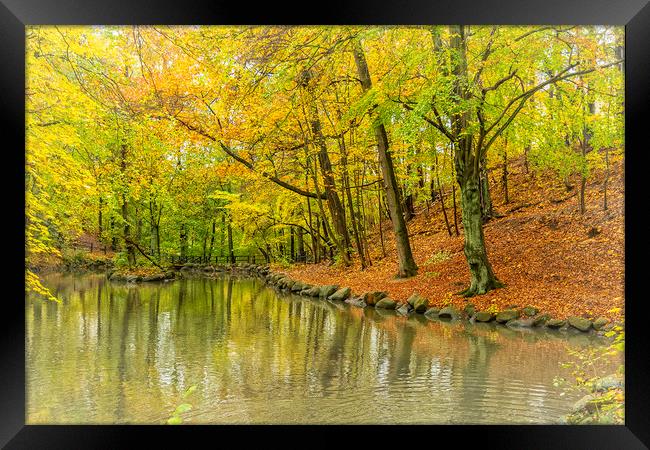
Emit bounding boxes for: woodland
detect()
[26,25,624,318]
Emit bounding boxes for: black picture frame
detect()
[2,0,648,447]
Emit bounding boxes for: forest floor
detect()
[281,152,625,323]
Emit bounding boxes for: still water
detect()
[26,273,613,424]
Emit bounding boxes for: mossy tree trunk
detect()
[458,174,503,295]
[449,25,502,296]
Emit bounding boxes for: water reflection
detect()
[26,273,616,424]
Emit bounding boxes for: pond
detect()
[26,272,614,424]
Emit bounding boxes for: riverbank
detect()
[243,264,619,335]
[281,158,624,324]
[99,257,621,334]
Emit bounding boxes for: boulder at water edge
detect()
[407,293,428,313]
[546,319,566,329]
[303,286,322,297]
[142,272,170,282]
[592,317,609,330]
[523,306,539,316]
[319,285,339,298]
[375,298,397,309]
[496,309,520,323]
[328,287,351,301]
[568,316,592,332]
[533,313,551,327]
[362,291,388,306]
[592,374,624,392]
[396,303,411,315]
[438,305,460,319]
[474,311,494,322]
[299,285,313,295]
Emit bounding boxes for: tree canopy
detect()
[26,25,624,298]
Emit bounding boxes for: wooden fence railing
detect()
[71,241,314,265]
[168,255,264,265]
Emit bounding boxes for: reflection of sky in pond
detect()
[26,272,619,424]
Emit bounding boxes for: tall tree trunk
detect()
[220,212,226,257]
[449,24,501,296]
[151,224,160,261]
[227,218,234,264]
[404,187,415,222]
[179,223,188,259]
[98,196,103,239]
[265,243,272,263]
[278,228,285,260]
[300,71,351,266]
[307,193,319,263]
[310,157,335,259]
[458,176,502,295]
[339,134,367,269]
[502,141,510,204]
[603,147,609,211]
[450,148,460,236]
[314,216,321,263]
[524,145,530,174]
[479,153,493,221]
[435,150,452,237]
[403,161,415,222]
[579,93,595,215]
[120,144,136,267]
[259,245,270,264]
[207,219,216,259]
[110,216,117,251]
[377,187,386,258]
[296,226,305,262]
[135,206,142,243]
[353,39,418,277]
[430,176,436,203]
[357,159,372,266]
[149,200,160,260]
[202,225,208,259]
[122,196,136,266]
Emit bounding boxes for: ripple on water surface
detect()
[25,273,618,424]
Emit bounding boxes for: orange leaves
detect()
[283,157,624,322]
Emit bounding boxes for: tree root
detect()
[456,279,505,297]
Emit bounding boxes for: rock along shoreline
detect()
[113,262,621,337]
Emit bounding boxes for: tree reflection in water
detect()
[25,273,617,424]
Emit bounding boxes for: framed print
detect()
[2,0,649,447]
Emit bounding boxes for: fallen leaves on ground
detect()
[280,156,625,323]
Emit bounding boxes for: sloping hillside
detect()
[283,153,625,322]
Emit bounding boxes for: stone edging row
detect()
[230,264,620,336]
[105,262,621,336]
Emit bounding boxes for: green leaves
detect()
[166,416,183,425]
[183,385,197,399]
[175,403,193,414]
[166,385,197,425]
[208,190,241,203]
